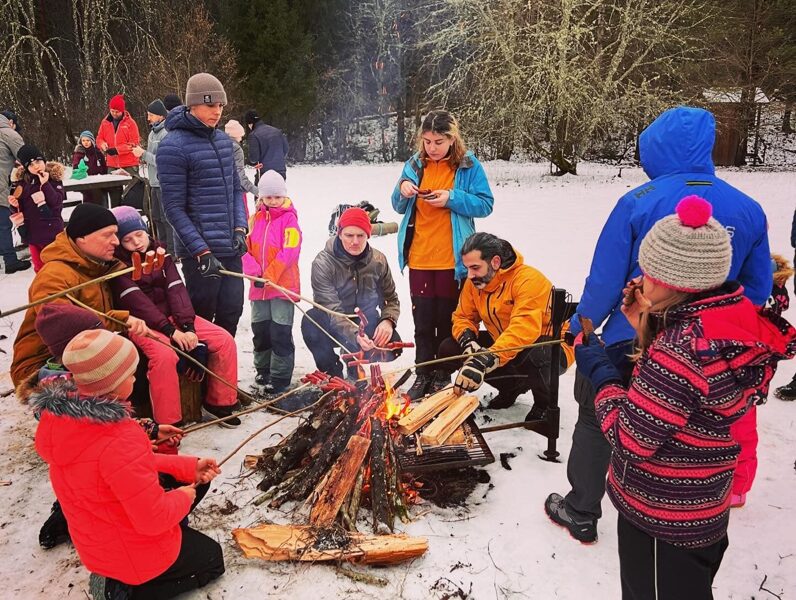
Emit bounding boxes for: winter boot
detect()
[202,402,242,428]
[407,372,431,400]
[264,378,290,395]
[488,388,524,410]
[39,500,70,549]
[89,573,132,600]
[254,371,270,387]
[774,378,796,401]
[5,259,31,274]
[525,403,547,422]
[428,370,451,395]
[544,493,597,544]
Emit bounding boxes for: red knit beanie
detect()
[108,94,125,112]
[62,330,139,396]
[337,207,372,237]
[35,304,104,360]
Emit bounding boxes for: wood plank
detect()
[396,388,457,435]
[233,523,428,565]
[419,395,479,446]
[309,435,371,526]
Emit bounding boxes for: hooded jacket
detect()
[452,248,574,366]
[10,162,65,247]
[242,199,302,301]
[232,139,258,196]
[391,151,494,281]
[11,232,130,390]
[142,119,168,187]
[96,111,141,169]
[310,237,400,347]
[596,283,796,548]
[71,143,107,176]
[247,121,288,177]
[32,379,196,584]
[0,113,23,203]
[570,107,772,345]
[157,107,246,258]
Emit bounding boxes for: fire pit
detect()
[396,416,495,474]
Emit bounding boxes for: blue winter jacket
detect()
[157,108,246,259]
[570,106,772,345]
[391,151,494,280]
[248,121,288,178]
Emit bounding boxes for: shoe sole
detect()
[544,505,598,545]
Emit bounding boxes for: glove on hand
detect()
[175,342,209,382]
[454,352,497,394]
[253,279,265,289]
[457,329,483,356]
[575,341,622,391]
[232,230,247,257]
[197,253,222,278]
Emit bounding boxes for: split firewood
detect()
[419,395,479,446]
[309,434,371,527]
[397,387,458,435]
[369,417,393,533]
[232,523,428,565]
[343,467,365,531]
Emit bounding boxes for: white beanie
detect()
[638,195,732,292]
[257,170,287,198]
[224,119,245,142]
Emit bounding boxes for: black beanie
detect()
[163,94,182,111]
[17,144,44,167]
[244,109,260,126]
[147,99,168,118]
[66,203,118,240]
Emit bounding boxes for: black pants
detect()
[300,308,401,378]
[409,269,460,375]
[181,254,244,337]
[564,340,635,522]
[617,514,728,600]
[437,333,565,408]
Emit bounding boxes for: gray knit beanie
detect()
[638,195,732,292]
[185,73,227,106]
[257,170,287,198]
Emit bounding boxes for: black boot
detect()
[488,388,524,409]
[407,372,431,400]
[775,378,796,401]
[39,500,70,549]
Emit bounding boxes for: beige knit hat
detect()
[62,329,139,396]
[185,72,227,106]
[638,195,732,292]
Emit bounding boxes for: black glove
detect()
[175,342,209,382]
[233,230,247,257]
[197,253,222,278]
[457,329,483,356]
[254,280,265,289]
[454,352,497,394]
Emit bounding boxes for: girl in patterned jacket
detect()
[574,196,796,599]
[242,170,302,393]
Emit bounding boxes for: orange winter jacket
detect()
[11,232,130,392]
[452,249,575,366]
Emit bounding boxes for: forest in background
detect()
[1,0,794,174]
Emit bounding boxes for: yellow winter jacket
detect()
[452,249,574,367]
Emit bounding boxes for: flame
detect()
[381,384,410,421]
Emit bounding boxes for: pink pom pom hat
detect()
[638,195,733,292]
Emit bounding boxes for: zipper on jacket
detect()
[208,133,233,239]
[259,212,272,297]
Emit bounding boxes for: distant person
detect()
[244,110,288,181]
[163,94,182,112]
[71,130,107,205]
[0,110,30,273]
[224,119,258,216]
[1,109,21,133]
[96,94,141,206]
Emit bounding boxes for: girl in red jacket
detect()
[33,329,225,599]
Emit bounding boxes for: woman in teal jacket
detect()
[390,110,494,399]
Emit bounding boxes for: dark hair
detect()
[416,109,467,167]
[244,109,260,126]
[461,232,512,263]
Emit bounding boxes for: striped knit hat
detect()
[638,195,732,292]
[62,330,139,396]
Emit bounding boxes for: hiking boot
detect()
[264,378,290,395]
[5,259,31,274]
[524,403,547,422]
[488,389,523,410]
[428,370,451,395]
[544,493,597,544]
[774,379,796,401]
[39,500,70,549]
[254,371,270,387]
[407,372,431,400]
[202,403,241,428]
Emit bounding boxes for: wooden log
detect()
[369,417,392,532]
[232,523,428,565]
[179,375,204,424]
[396,388,458,435]
[309,434,371,527]
[419,395,479,446]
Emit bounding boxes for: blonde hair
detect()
[416,110,467,167]
[631,291,694,361]
[772,253,795,287]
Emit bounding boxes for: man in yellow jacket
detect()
[438,232,573,421]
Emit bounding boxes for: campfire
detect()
[233,364,493,565]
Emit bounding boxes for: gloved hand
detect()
[253,280,265,289]
[232,229,247,257]
[175,342,209,382]
[575,340,622,391]
[457,329,483,356]
[197,252,222,278]
[454,352,497,395]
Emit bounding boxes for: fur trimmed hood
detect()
[30,378,131,423]
[11,160,66,184]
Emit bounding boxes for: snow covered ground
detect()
[0,162,794,599]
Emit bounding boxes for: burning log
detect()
[233,523,428,565]
[309,434,371,527]
[369,416,393,533]
[419,395,480,446]
[397,388,458,435]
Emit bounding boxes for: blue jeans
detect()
[0,206,19,267]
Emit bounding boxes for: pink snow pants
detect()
[131,316,238,424]
[730,406,758,496]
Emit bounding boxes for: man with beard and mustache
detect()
[435,232,573,421]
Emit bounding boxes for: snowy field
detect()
[1,161,794,599]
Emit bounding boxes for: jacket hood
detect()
[40,231,125,277]
[31,378,130,424]
[151,119,166,133]
[480,247,524,293]
[12,161,66,184]
[257,198,297,220]
[164,106,214,134]
[0,114,11,130]
[639,107,716,179]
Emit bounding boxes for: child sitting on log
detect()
[109,206,241,427]
[32,329,225,599]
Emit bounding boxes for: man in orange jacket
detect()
[436,232,573,421]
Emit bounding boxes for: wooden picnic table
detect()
[62,173,133,210]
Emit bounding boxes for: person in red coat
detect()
[96,94,141,170]
[33,329,225,599]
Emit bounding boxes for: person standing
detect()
[244,110,288,182]
[157,73,247,337]
[96,94,141,207]
[71,131,108,205]
[390,110,494,399]
[545,106,773,544]
[0,111,30,273]
[225,119,258,215]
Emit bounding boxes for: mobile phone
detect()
[417,188,432,196]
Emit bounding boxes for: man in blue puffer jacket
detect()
[157,73,248,338]
[545,106,772,544]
